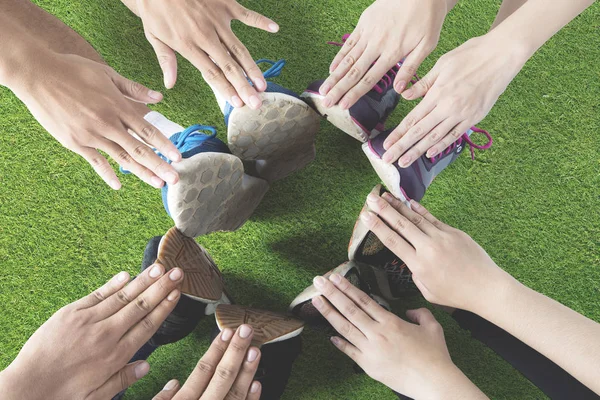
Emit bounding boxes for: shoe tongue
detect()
[144,111,185,139]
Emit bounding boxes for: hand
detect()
[360,191,512,311]
[152,325,262,400]
[319,0,448,109]
[311,273,487,399]
[9,50,182,190]
[0,265,184,400]
[135,0,279,109]
[381,33,529,166]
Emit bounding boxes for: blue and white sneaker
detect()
[213,59,320,182]
[124,122,269,238]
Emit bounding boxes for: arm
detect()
[361,192,600,394]
[382,0,595,165]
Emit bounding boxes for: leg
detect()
[453,310,598,399]
[0,0,149,115]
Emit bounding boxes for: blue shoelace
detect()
[120,124,217,174]
[256,58,285,80]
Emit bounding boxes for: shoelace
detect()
[327,34,419,94]
[256,58,286,80]
[119,124,217,174]
[430,127,493,163]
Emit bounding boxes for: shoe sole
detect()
[347,185,382,261]
[362,142,409,204]
[301,92,371,142]
[227,92,320,181]
[215,304,305,347]
[156,227,226,302]
[168,153,269,237]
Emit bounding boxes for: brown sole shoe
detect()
[156,227,225,302]
[215,304,304,347]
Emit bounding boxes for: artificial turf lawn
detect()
[0,0,599,398]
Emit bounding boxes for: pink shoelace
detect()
[328,34,418,94]
[430,127,493,163]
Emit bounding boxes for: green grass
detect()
[0,1,599,399]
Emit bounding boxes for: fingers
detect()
[92,264,167,320]
[394,44,429,94]
[425,120,471,159]
[402,66,440,101]
[209,42,262,109]
[78,147,121,190]
[111,268,183,335]
[220,30,266,91]
[146,32,178,89]
[152,380,180,400]
[110,72,163,104]
[403,117,461,163]
[200,325,256,399]
[97,137,165,189]
[329,336,361,363]
[329,32,360,73]
[125,114,181,163]
[336,55,394,110]
[409,200,447,230]
[72,271,130,309]
[365,192,430,244]
[406,308,439,328]
[327,273,389,321]
[234,3,279,33]
[311,294,366,346]
[359,211,416,262]
[225,347,261,400]
[246,381,262,400]
[382,96,436,159]
[89,361,150,400]
[312,275,375,334]
[321,47,378,109]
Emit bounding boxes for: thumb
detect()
[394,44,430,94]
[110,71,163,104]
[406,308,437,326]
[401,65,440,101]
[234,4,279,33]
[152,379,181,400]
[87,361,150,400]
[146,31,178,89]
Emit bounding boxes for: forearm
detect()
[490,0,527,29]
[426,364,489,400]
[120,0,140,16]
[0,15,39,90]
[487,0,595,58]
[475,275,600,394]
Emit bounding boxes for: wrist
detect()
[483,24,535,65]
[0,38,45,93]
[0,364,41,400]
[471,268,521,320]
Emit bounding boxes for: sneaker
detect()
[214,59,321,183]
[363,128,493,203]
[213,305,304,399]
[112,233,231,400]
[301,35,416,143]
[289,261,390,326]
[159,124,269,238]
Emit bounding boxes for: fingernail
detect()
[249,95,261,109]
[403,89,414,99]
[167,289,179,301]
[109,179,121,190]
[395,80,406,93]
[135,362,150,379]
[221,328,233,342]
[382,152,393,163]
[169,268,182,281]
[239,324,253,338]
[255,79,266,91]
[116,271,129,282]
[149,265,162,278]
[360,211,374,223]
[319,83,331,96]
[399,155,411,167]
[251,381,260,393]
[311,296,323,308]
[339,99,349,110]
[329,273,342,285]
[168,151,181,162]
[383,140,391,151]
[313,276,326,288]
[410,199,422,210]
[268,23,279,32]
[247,348,259,362]
[426,149,437,158]
[150,176,164,188]
[366,192,378,203]
[322,97,332,108]
[231,95,244,108]
[164,172,178,185]
[163,379,178,391]
[382,192,393,201]
[330,336,341,347]
[148,90,163,100]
